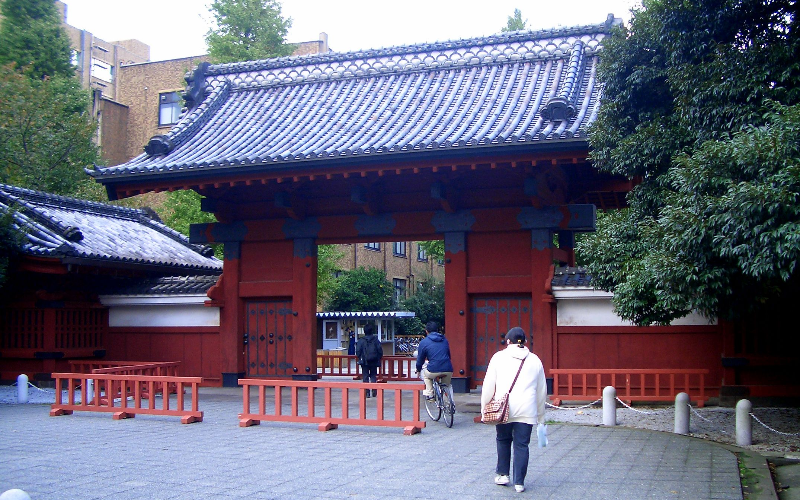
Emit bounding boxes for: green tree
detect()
[0,64,99,197]
[0,0,74,80]
[206,0,295,64]
[401,279,445,328]
[325,267,393,312]
[501,8,527,32]
[418,240,444,261]
[317,244,343,305]
[581,0,800,325]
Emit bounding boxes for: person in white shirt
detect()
[480,327,547,493]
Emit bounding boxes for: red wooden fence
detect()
[316,354,416,382]
[238,378,426,435]
[49,372,203,424]
[550,369,710,407]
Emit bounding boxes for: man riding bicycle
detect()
[415,321,453,400]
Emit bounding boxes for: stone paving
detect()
[0,387,743,500]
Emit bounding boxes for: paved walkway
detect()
[0,387,743,500]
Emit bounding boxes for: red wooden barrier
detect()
[550,369,710,407]
[69,361,182,401]
[238,378,426,435]
[49,372,203,424]
[316,354,416,382]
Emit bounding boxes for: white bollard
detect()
[674,392,690,434]
[602,386,616,426]
[0,488,32,500]
[86,379,94,404]
[736,399,753,446]
[16,374,28,404]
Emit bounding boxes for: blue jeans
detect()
[495,421,533,486]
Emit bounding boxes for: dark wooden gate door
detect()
[245,300,294,377]
[470,296,533,385]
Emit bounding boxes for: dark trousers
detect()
[495,421,533,486]
[362,365,378,396]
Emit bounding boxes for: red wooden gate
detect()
[245,300,294,377]
[470,296,533,385]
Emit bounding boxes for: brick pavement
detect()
[0,387,743,500]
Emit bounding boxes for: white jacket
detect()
[481,345,546,425]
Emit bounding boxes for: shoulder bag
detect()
[482,355,526,425]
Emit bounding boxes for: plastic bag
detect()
[537,423,548,448]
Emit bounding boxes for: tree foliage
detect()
[401,279,445,328]
[0,0,74,80]
[0,65,100,196]
[418,240,444,261]
[206,0,295,63]
[501,8,528,32]
[582,0,800,325]
[317,244,344,305]
[324,267,394,312]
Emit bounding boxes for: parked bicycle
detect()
[423,374,455,427]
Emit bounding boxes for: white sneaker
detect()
[494,474,510,486]
[515,484,525,493]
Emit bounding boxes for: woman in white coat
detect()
[481,327,547,493]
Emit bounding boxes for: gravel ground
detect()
[545,401,800,455]
[3,384,798,455]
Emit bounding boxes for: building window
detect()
[437,259,445,266]
[90,58,113,82]
[417,246,427,261]
[365,242,380,251]
[393,278,406,304]
[71,50,81,68]
[393,242,406,257]
[159,92,182,126]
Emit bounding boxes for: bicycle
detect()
[423,374,455,427]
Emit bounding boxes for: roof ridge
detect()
[204,17,619,76]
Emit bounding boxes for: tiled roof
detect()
[0,184,222,273]
[101,275,221,295]
[317,311,416,319]
[552,266,593,287]
[90,16,620,184]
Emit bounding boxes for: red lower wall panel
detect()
[556,325,724,390]
[106,327,222,386]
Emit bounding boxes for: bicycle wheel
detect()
[441,385,455,428]
[424,384,441,421]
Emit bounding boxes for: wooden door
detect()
[245,300,294,377]
[470,296,533,385]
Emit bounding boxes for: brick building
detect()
[52,1,441,300]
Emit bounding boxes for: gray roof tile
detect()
[1,184,222,273]
[91,17,620,183]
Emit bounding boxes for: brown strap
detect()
[507,356,527,394]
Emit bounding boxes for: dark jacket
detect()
[416,332,453,373]
[355,334,382,368]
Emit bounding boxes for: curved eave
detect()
[96,138,590,197]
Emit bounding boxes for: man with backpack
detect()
[356,323,383,397]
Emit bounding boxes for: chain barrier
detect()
[546,398,601,410]
[614,397,655,414]
[750,412,800,437]
[688,404,730,436]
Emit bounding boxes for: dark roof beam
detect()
[431,181,458,213]
[275,191,306,220]
[351,184,379,216]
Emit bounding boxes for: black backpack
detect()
[365,336,382,364]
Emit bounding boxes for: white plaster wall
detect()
[99,295,220,327]
[553,287,716,327]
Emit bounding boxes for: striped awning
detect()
[316,311,416,319]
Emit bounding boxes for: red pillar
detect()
[292,238,318,379]
[531,231,555,376]
[444,232,469,392]
[219,245,242,386]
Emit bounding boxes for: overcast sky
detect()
[61,0,641,62]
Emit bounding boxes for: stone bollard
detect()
[674,392,690,434]
[736,399,752,446]
[0,489,32,500]
[603,386,616,426]
[16,374,28,404]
